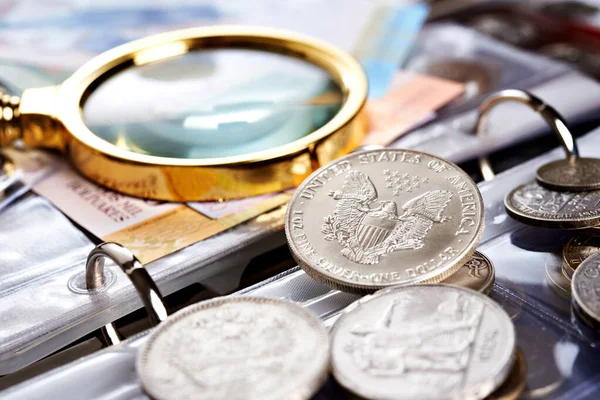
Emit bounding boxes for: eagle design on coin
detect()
[321,170,452,265]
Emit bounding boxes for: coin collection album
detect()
[3,1,600,399]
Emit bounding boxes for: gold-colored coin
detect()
[536,157,600,192]
[562,233,600,278]
[486,348,527,400]
[442,250,495,295]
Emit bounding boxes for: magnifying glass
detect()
[0,26,368,201]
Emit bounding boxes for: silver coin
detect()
[330,284,515,400]
[572,251,600,325]
[137,297,330,400]
[285,149,484,293]
[504,181,600,229]
[536,158,600,192]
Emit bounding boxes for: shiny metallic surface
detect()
[545,257,572,299]
[285,149,484,293]
[562,233,600,276]
[137,297,330,400]
[442,251,495,295]
[572,251,600,325]
[486,348,526,400]
[537,158,600,192]
[476,90,579,159]
[330,284,515,400]
[0,27,368,201]
[504,182,600,229]
[86,242,168,344]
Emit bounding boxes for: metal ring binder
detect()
[475,89,577,181]
[86,242,168,345]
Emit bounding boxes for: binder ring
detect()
[475,89,578,182]
[86,242,168,345]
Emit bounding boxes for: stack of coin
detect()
[285,148,490,294]
[571,251,600,332]
[330,285,521,400]
[561,234,600,281]
[545,253,572,299]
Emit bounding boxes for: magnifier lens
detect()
[82,48,343,159]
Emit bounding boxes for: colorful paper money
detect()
[363,72,465,146]
[3,149,290,263]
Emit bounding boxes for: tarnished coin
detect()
[545,257,571,298]
[504,181,600,229]
[442,250,495,295]
[137,297,330,400]
[536,158,600,192]
[486,348,526,400]
[285,149,484,293]
[330,284,515,400]
[562,263,574,282]
[562,233,600,277]
[572,251,600,326]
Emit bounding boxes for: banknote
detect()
[3,148,291,263]
[0,2,451,263]
[363,72,465,146]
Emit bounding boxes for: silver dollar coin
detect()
[572,251,600,325]
[285,149,484,293]
[137,297,330,400]
[505,181,600,229]
[330,284,515,400]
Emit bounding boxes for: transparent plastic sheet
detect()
[0,201,287,375]
[405,23,569,117]
[0,0,394,375]
[2,22,599,377]
[6,127,600,399]
[396,23,600,164]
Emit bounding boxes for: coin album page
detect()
[4,126,600,399]
[4,12,600,399]
[1,22,594,376]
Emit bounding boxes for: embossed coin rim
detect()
[486,348,526,400]
[442,250,496,295]
[137,296,330,400]
[285,149,485,293]
[544,258,571,299]
[572,252,600,324]
[562,234,600,277]
[330,284,516,400]
[504,183,600,230]
[536,158,600,192]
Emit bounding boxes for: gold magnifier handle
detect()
[0,91,22,147]
[0,86,67,150]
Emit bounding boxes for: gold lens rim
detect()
[47,26,368,200]
[60,25,367,167]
